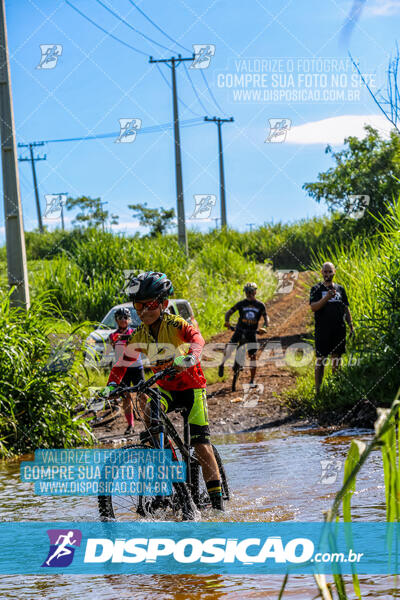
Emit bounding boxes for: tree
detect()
[351,45,400,134]
[66,196,108,230]
[128,202,175,237]
[303,126,400,231]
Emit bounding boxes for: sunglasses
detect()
[134,299,160,311]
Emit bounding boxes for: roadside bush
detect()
[285,200,400,424]
[0,291,91,457]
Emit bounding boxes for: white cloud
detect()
[110,220,141,232]
[285,114,393,145]
[365,0,400,16]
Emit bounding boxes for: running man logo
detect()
[37,45,62,69]
[115,119,142,143]
[189,195,216,220]
[320,459,342,484]
[265,119,291,143]
[348,195,370,220]
[190,44,216,69]
[242,383,264,407]
[42,529,82,568]
[276,270,299,294]
[123,270,143,296]
[43,194,67,220]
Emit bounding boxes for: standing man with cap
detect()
[310,262,354,393]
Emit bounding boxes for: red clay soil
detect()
[95,273,314,444]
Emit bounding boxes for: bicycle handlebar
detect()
[107,366,178,397]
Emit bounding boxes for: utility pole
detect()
[55,193,68,230]
[247,223,257,232]
[212,217,221,229]
[150,54,194,255]
[0,0,30,308]
[204,116,234,229]
[18,141,46,233]
[99,200,108,232]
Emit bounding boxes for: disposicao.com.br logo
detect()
[0,522,385,575]
[84,535,315,565]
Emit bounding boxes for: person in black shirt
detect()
[218,282,269,386]
[310,262,354,393]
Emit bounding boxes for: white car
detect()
[84,299,198,367]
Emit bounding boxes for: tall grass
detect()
[20,213,352,269]
[284,199,400,423]
[32,231,276,338]
[0,290,92,457]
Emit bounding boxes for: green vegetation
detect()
[16,229,277,337]
[128,202,176,236]
[285,199,400,424]
[66,195,119,228]
[0,292,93,457]
[304,126,400,233]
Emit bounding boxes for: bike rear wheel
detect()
[190,444,230,509]
[98,444,196,521]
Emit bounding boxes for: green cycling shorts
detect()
[147,387,210,445]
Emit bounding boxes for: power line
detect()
[65,0,225,119]
[183,62,210,115]
[155,63,201,117]
[94,0,174,54]
[200,69,226,115]
[124,0,226,115]
[127,0,190,53]
[35,117,204,145]
[64,0,148,56]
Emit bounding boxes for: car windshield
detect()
[100,307,141,329]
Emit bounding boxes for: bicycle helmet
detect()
[244,282,258,293]
[114,307,131,320]
[127,271,174,302]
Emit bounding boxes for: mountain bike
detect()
[228,325,268,392]
[98,367,230,522]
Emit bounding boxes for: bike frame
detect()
[110,368,195,489]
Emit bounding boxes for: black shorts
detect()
[121,367,145,388]
[149,387,211,445]
[230,329,259,356]
[315,330,346,358]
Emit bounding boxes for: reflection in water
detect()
[0,427,393,598]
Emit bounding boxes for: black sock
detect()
[206,480,223,509]
[206,479,222,495]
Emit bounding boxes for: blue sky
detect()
[0,0,398,240]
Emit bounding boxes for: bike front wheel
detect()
[98,444,196,522]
